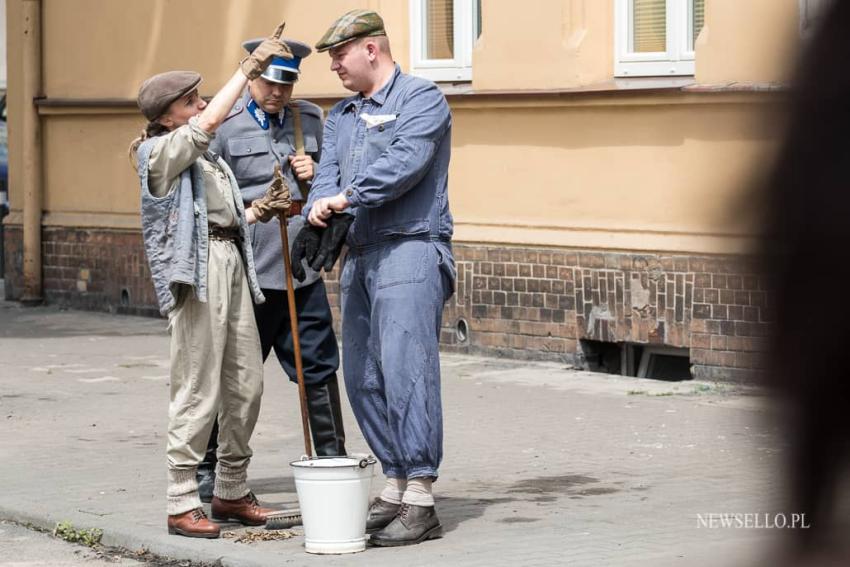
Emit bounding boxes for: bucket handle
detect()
[297,454,377,468]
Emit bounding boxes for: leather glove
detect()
[240,21,294,80]
[311,213,354,273]
[290,224,323,282]
[251,164,292,223]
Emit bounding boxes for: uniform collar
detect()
[247,98,286,130]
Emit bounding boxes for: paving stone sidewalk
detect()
[0,301,793,566]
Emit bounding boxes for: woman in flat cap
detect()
[130,22,293,539]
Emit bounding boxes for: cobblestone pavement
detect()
[0,301,794,566]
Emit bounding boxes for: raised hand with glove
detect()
[251,164,292,223]
[240,22,294,80]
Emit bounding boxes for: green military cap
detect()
[315,9,386,52]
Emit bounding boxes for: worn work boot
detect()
[211,491,276,526]
[366,498,402,533]
[167,508,220,538]
[306,375,347,456]
[369,503,443,547]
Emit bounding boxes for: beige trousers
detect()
[165,240,264,515]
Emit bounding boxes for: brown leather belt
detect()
[288,200,304,217]
[208,225,242,242]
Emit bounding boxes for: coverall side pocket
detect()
[376,242,428,289]
[434,244,457,302]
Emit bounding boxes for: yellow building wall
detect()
[5,0,802,256]
[40,0,408,99]
[473,0,615,90]
[696,0,799,84]
[449,94,778,254]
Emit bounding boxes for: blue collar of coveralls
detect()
[343,64,402,112]
[247,98,286,130]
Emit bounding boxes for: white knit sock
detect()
[214,463,250,501]
[379,476,407,505]
[167,467,201,515]
[401,477,435,507]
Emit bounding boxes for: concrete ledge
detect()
[0,497,292,567]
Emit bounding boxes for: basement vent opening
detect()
[579,340,692,381]
[455,318,470,344]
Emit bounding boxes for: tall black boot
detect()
[197,420,218,503]
[306,374,347,456]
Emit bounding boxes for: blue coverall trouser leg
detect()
[341,239,454,480]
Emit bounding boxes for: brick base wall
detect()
[2,227,770,381]
[3,226,159,316]
[440,245,770,382]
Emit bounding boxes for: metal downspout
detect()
[21,0,43,305]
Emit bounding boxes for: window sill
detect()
[435,77,788,98]
[30,79,788,116]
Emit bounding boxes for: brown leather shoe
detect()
[167,508,220,538]
[211,491,276,526]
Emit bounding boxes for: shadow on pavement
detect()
[438,496,517,533]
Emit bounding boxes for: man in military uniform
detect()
[197,36,347,499]
[299,10,456,547]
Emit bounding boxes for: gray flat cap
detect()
[137,71,202,122]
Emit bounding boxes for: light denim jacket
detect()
[136,122,264,315]
[305,65,453,249]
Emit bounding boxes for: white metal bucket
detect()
[290,455,376,554]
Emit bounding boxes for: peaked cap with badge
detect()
[315,9,386,52]
[242,37,312,84]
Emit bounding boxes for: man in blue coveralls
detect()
[295,9,456,547]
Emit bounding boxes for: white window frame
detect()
[615,0,701,77]
[409,0,480,82]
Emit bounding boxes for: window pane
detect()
[426,0,454,60]
[691,0,704,49]
[631,0,666,53]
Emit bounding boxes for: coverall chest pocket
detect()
[228,135,271,185]
[364,115,398,163]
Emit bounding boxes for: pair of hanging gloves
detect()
[290,214,354,282]
[250,163,352,282]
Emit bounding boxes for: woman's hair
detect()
[127,120,169,169]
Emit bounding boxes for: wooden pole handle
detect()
[278,212,312,457]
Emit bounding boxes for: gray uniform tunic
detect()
[210,91,324,290]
